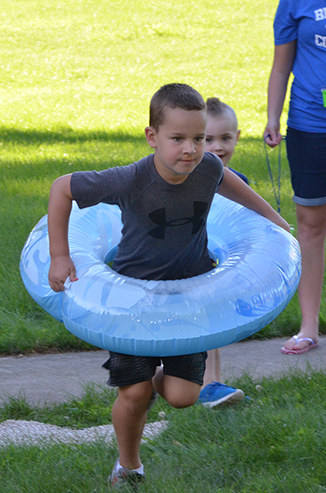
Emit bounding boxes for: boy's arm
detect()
[48,174,78,292]
[263,41,296,148]
[218,169,291,233]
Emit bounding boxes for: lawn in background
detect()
[1,0,326,354]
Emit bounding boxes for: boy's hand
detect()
[48,255,78,292]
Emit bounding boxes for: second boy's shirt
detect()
[274,0,326,132]
[71,151,224,281]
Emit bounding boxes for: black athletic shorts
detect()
[102,351,207,387]
[286,126,326,206]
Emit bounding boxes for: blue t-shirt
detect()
[229,167,249,185]
[274,0,326,132]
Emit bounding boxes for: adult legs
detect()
[283,203,326,351]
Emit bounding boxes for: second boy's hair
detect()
[206,97,238,127]
[150,83,206,130]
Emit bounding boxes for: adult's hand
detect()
[263,122,283,148]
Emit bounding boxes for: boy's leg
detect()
[104,351,159,475]
[203,348,222,386]
[153,352,205,408]
[112,379,154,469]
[154,369,200,408]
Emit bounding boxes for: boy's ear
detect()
[236,129,241,142]
[145,126,157,149]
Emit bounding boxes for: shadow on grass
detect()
[0,125,272,148]
[0,126,151,183]
[0,126,283,190]
[0,126,147,146]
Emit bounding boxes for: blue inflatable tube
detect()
[20,195,301,356]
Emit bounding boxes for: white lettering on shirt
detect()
[314,8,326,21]
[315,34,326,47]
[315,7,326,21]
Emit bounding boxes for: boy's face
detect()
[205,113,240,167]
[145,106,207,184]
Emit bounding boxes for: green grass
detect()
[1,0,326,354]
[1,370,326,492]
[1,0,277,135]
[0,384,118,428]
[1,3,326,492]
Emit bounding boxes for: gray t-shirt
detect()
[71,151,224,280]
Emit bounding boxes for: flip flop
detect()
[281,335,319,355]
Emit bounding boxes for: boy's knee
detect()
[168,394,198,409]
[118,381,153,412]
[163,378,200,408]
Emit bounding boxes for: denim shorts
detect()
[286,126,326,206]
[102,351,207,387]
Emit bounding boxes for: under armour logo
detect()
[148,201,208,239]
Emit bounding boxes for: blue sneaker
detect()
[199,382,245,409]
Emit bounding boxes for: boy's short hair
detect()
[206,97,238,127]
[150,83,206,130]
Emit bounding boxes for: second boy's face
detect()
[205,114,240,167]
[145,107,207,184]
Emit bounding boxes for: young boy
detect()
[205,97,248,183]
[199,97,250,408]
[48,84,289,488]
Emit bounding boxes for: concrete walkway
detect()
[1,336,325,406]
